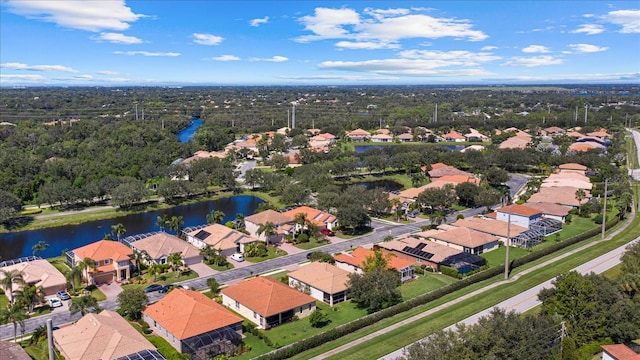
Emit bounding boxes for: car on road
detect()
[56,290,71,300]
[48,297,63,308]
[230,253,244,262]
[158,284,176,293]
[320,228,335,236]
[143,284,164,293]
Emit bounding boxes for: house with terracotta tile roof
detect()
[427,164,473,179]
[68,240,133,284]
[525,202,571,222]
[126,232,203,266]
[464,128,489,142]
[499,132,532,149]
[54,310,159,360]
[586,128,611,141]
[371,133,394,143]
[244,209,295,244]
[281,206,338,231]
[334,247,415,282]
[0,340,31,360]
[346,128,371,141]
[495,204,543,229]
[0,258,66,296]
[542,126,565,136]
[375,237,485,273]
[528,186,590,208]
[221,276,316,329]
[442,130,466,142]
[568,141,605,152]
[184,224,259,257]
[450,218,528,243]
[143,288,243,357]
[558,162,588,175]
[288,262,350,306]
[542,173,592,191]
[419,227,500,255]
[601,344,640,360]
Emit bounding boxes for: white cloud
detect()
[0,74,47,82]
[73,74,94,80]
[1,62,77,72]
[279,74,396,81]
[192,33,224,45]
[250,56,288,62]
[502,56,564,67]
[113,51,180,57]
[92,32,142,44]
[5,0,143,32]
[522,45,551,53]
[250,16,269,27]
[318,58,491,77]
[602,9,640,33]
[570,24,605,35]
[211,55,240,61]
[97,70,119,75]
[481,46,498,51]
[568,43,608,53]
[335,41,400,50]
[494,72,639,82]
[398,50,501,65]
[295,7,488,45]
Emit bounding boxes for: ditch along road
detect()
[305,210,637,360]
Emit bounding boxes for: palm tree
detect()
[69,295,100,316]
[168,216,184,237]
[575,188,586,215]
[256,222,278,246]
[428,210,447,227]
[65,266,83,292]
[167,253,183,277]
[111,223,126,241]
[199,244,216,263]
[148,264,161,281]
[206,210,225,224]
[616,192,633,219]
[31,240,49,257]
[0,303,26,342]
[155,214,169,231]
[78,257,97,285]
[0,269,25,303]
[234,213,246,232]
[15,284,45,313]
[389,198,401,220]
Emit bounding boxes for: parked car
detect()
[143,284,164,293]
[48,297,63,308]
[306,251,316,260]
[158,284,176,293]
[230,253,244,262]
[320,228,335,236]
[56,290,71,300]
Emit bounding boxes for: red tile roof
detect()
[282,206,336,226]
[143,288,242,340]
[73,240,133,262]
[495,204,543,217]
[601,344,640,359]
[334,247,414,271]
[221,277,316,317]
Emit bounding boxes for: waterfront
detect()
[0,195,263,260]
[177,118,204,142]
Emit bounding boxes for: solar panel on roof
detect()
[114,349,166,360]
[416,243,427,250]
[194,230,210,241]
[402,246,434,260]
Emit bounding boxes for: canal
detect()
[0,195,263,260]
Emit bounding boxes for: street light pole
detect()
[601,178,608,240]
[505,204,512,279]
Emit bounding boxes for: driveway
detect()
[98,281,123,300]
[189,262,218,277]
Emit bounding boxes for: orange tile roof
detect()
[430,162,450,170]
[428,166,472,178]
[334,247,414,271]
[525,202,571,216]
[428,227,499,248]
[442,130,465,139]
[73,240,133,262]
[288,262,350,294]
[601,344,640,360]
[131,232,201,260]
[282,206,336,226]
[54,310,155,360]
[348,128,370,136]
[221,276,316,317]
[186,223,258,251]
[143,288,242,340]
[558,163,587,171]
[245,209,293,225]
[495,204,542,217]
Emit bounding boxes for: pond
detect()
[354,144,466,153]
[0,195,264,260]
[177,118,204,142]
[340,180,403,192]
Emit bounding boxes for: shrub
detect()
[593,214,603,224]
[456,214,464,220]
[296,233,309,244]
[440,266,461,279]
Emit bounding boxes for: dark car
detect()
[143,284,164,293]
[56,290,71,300]
[320,228,335,236]
[158,284,176,293]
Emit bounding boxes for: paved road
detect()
[629,129,640,181]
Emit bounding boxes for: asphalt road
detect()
[630,129,640,181]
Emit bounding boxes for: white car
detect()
[230,253,244,262]
[48,297,63,308]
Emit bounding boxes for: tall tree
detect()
[167,253,183,277]
[0,190,22,222]
[31,240,49,257]
[575,188,587,214]
[0,303,26,343]
[15,284,45,313]
[78,257,97,285]
[234,213,246,232]
[347,268,402,313]
[167,216,184,236]
[111,223,126,241]
[256,221,277,246]
[65,266,83,292]
[69,295,100,316]
[206,210,225,224]
[0,269,25,303]
[117,287,149,320]
[155,214,169,231]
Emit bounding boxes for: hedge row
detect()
[254,216,622,360]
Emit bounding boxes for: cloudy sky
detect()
[1,1,639,86]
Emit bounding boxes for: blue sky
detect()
[1,1,639,86]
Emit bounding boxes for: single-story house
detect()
[397,133,414,142]
[143,288,243,357]
[282,206,338,231]
[68,240,133,284]
[557,163,587,175]
[417,227,500,255]
[427,163,473,179]
[126,232,202,266]
[450,218,528,244]
[184,224,259,256]
[499,133,532,149]
[371,133,394,143]
[244,209,294,244]
[0,340,31,360]
[288,262,350,306]
[528,186,590,208]
[495,204,543,229]
[334,247,415,282]
[0,258,66,296]
[221,276,316,329]
[54,310,159,360]
[346,128,371,141]
[464,128,489,142]
[442,130,466,142]
[525,202,571,222]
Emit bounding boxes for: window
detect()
[235,301,239,309]
[253,311,257,319]
[103,259,110,265]
[308,304,312,311]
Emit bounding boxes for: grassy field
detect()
[123,268,199,291]
[480,246,529,267]
[400,273,459,300]
[235,333,275,360]
[295,238,332,250]
[245,247,288,263]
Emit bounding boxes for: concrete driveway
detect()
[189,262,218,277]
[98,282,123,300]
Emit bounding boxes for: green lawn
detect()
[206,262,234,271]
[246,246,288,263]
[295,238,331,250]
[235,333,276,360]
[265,270,289,280]
[0,293,9,309]
[91,288,107,302]
[48,256,71,274]
[146,334,187,359]
[401,273,459,300]
[549,216,598,241]
[123,268,199,291]
[480,246,529,267]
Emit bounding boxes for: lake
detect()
[354,144,466,153]
[0,195,263,260]
[340,180,403,191]
[177,118,204,142]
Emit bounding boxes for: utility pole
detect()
[559,321,567,354]
[575,106,578,122]
[434,103,438,123]
[505,204,512,279]
[584,104,588,124]
[292,102,296,129]
[135,103,139,120]
[601,178,608,240]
